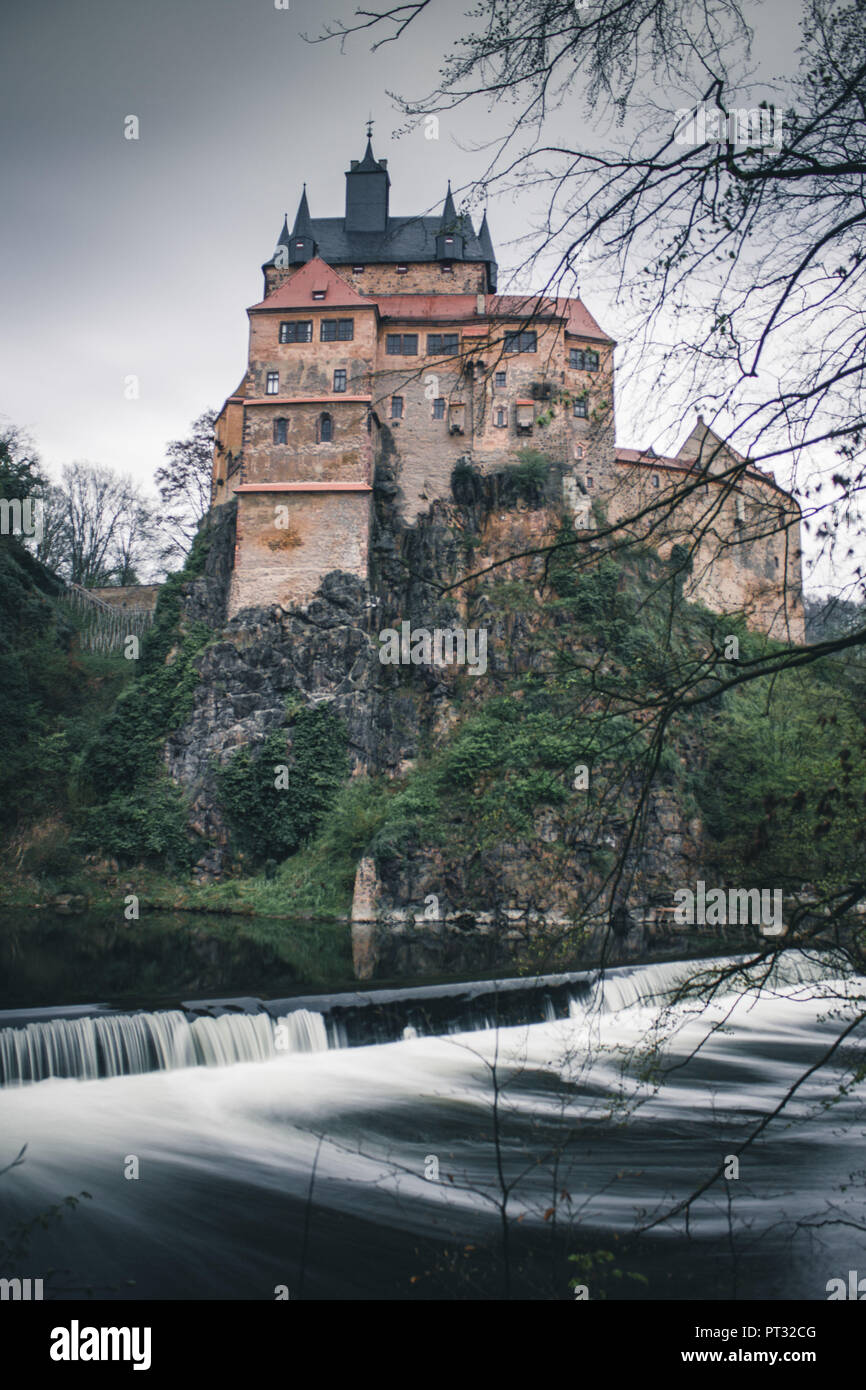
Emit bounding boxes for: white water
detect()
[0,951,853,1086]
[0,1007,328,1085]
[0,952,863,1298]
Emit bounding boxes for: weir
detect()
[0,951,842,1087]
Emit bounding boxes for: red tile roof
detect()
[250,258,372,311]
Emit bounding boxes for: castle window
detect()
[391,396,404,419]
[586,475,594,488]
[432,397,446,419]
[504,330,537,354]
[266,372,279,394]
[569,348,585,370]
[515,402,534,433]
[386,334,418,355]
[573,399,588,418]
[494,407,507,428]
[495,371,506,388]
[585,351,600,371]
[279,320,312,344]
[774,555,780,568]
[651,474,660,487]
[333,369,347,392]
[312,290,326,301]
[396,264,408,274]
[321,319,354,341]
[444,236,454,246]
[427,334,459,356]
[574,444,584,460]
[441,262,454,274]
[317,412,333,443]
[273,417,288,444]
[353,265,365,273]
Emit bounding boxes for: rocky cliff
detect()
[163,452,711,977]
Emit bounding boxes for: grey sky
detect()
[1,0,807,503]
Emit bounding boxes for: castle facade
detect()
[211,135,805,643]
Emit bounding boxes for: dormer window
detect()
[312,290,326,301]
[396,264,408,275]
[353,265,365,273]
[441,262,454,274]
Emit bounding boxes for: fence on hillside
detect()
[61,583,155,654]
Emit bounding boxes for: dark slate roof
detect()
[353,138,388,175]
[295,215,485,264]
[291,188,313,239]
[267,214,491,268]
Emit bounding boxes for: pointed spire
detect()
[356,137,382,172]
[292,185,313,238]
[478,209,495,260]
[276,213,290,248]
[440,181,459,231]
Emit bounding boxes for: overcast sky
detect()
[1,0,814,521]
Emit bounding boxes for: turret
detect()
[345,135,390,233]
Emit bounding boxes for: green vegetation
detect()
[215,707,349,863]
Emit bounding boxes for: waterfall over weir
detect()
[0,1008,328,1086]
[0,950,846,1087]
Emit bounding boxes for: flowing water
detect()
[0,951,864,1300]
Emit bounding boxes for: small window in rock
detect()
[391,396,404,419]
[266,371,279,394]
[586,475,594,488]
[432,397,445,419]
[652,474,660,487]
[495,407,507,428]
[333,369,347,392]
[273,417,288,444]
[396,264,408,274]
[318,412,333,443]
[495,371,506,388]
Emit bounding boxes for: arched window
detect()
[318,412,332,443]
[273,417,287,445]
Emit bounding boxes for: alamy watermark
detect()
[378,621,488,676]
[0,497,44,544]
[673,882,784,936]
[675,105,784,149]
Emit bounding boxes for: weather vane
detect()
[366,114,374,140]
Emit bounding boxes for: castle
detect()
[211,133,805,643]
